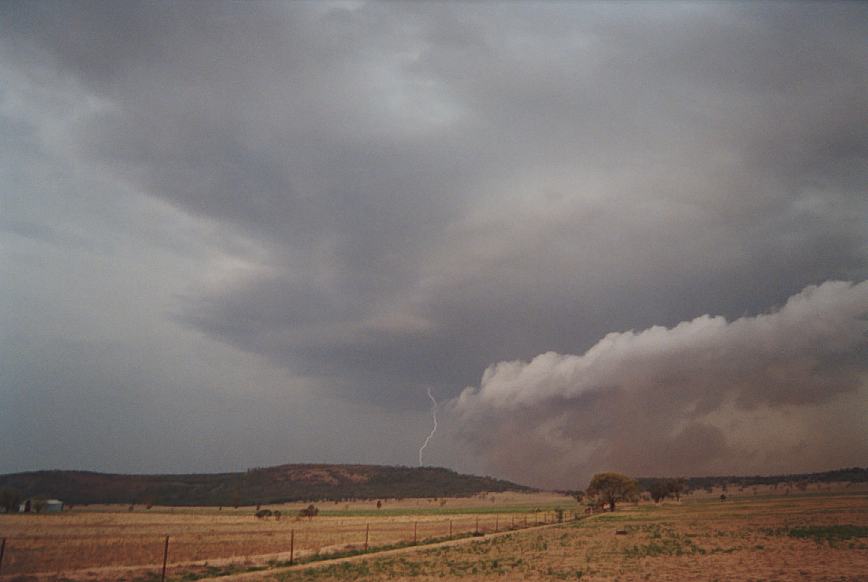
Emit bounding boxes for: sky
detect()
[1,1,866,489]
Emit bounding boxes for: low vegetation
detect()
[636,466,868,494]
[779,525,868,546]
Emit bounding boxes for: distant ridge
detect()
[0,464,534,506]
[636,467,868,491]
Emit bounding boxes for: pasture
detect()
[268,488,868,582]
[1,487,866,580]
[0,491,573,581]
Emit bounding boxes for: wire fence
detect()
[0,510,582,578]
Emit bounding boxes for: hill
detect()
[0,464,533,506]
[636,467,868,492]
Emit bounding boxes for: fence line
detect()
[0,510,582,578]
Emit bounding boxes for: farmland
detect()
[268,488,868,582]
[1,487,866,581]
[0,491,573,580]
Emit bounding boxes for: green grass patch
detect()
[785,525,868,544]
[278,554,526,580]
[623,523,707,558]
[319,502,576,517]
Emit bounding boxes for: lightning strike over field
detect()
[418,387,438,466]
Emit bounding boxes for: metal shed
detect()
[19,498,64,513]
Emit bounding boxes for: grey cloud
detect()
[1,2,867,475]
[455,281,868,487]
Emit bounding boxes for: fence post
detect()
[290,529,295,565]
[365,523,369,551]
[524,515,527,528]
[0,537,6,576]
[475,516,479,535]
[449,519,453,537]
[413,521,417,544]
[160,536,170,582]
[495,515,498,532]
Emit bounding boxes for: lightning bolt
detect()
[418,387,438,466]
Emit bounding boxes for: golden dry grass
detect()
[0,492,572,579]
[266,490,868,582]
[2,488,866,581]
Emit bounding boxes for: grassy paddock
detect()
[2,488,866,581]
[270,490,868,582]
[0,491,575,580]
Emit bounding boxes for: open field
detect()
[0,492,574,580]
[1,488,867,581]
[262,490,868,582]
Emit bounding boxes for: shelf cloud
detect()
[455,281,868,487]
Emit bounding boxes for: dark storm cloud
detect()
[1,2,867,477]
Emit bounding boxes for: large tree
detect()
[587,472,639,511]
[647,479,670,503]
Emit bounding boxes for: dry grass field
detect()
[0,491,573,581]
[262,489,868,582]
[1,488,866,581]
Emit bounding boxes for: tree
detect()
[298,504,319,520]
[666,478,687,502]
[645,477,686,503]
[587,472,639,512]
[0,488,22,513]
[647,480,670,503]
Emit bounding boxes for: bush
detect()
[0,488,22,513]
[299,504,319,520]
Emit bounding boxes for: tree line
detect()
[573,466,868,512]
